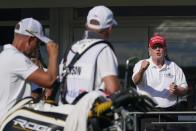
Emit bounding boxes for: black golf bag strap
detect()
[60,40,115,104]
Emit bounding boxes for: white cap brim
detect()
[113,19,117,26]
[26,29,51,44]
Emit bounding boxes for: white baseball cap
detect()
[87,5,117,30]
[14,18,50,44]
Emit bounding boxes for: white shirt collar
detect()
[3,44,18,50]
[148,57,170,70]
[3,44,21,54]
[3,44,12,49]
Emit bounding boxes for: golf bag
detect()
[0,87,157,131]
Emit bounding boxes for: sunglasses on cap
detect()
[151,43,164,50]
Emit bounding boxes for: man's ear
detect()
[107,26,112,33]
[85,23,88,29]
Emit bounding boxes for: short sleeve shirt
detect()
[132,57,188,107]
[59,36,118,104]
[0,44,38,120]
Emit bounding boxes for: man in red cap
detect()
[132,35,188,110]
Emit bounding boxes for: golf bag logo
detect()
[3,116,63,131]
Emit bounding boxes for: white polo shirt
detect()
[0,44,38,120]
[132,57,188,108]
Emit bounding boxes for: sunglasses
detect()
[151,44,164,50]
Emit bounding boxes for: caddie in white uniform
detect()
[132,35,188,110]
[59,5,119,104]
[0,18,58,122]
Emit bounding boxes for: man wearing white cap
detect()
[132,35,188,110]
[59,5,119,104]
[0,18,58,120]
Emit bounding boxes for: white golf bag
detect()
[0,88,157,131]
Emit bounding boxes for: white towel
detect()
[64,91,105,131]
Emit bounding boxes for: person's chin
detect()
[155,55,163,60]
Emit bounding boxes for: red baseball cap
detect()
[149,35,166,47]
